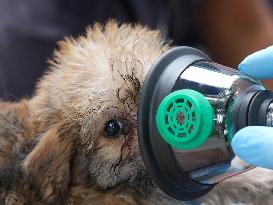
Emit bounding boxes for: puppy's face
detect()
[83,54,150,189]
[31,21,169,195]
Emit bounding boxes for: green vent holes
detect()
[156,89,214,150]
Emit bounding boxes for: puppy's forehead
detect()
[110,55,146,102]
[85,53,147,123]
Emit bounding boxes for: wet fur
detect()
[0,21,272,205]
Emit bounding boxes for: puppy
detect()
[0,20,273,205]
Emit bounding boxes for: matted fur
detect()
[0,20,273,205]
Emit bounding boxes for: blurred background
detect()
[1,0,273,100]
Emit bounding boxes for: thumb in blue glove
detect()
[231,46,273,169]
[231,126,273,170]
[238,45,273,79]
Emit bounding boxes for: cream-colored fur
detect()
[0,20,272,205]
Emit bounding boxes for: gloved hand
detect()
[231,46,273,170]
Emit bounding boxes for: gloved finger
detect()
[238,46,273,80]
[231,126,273,170]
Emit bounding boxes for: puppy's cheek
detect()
[96,136,123,161]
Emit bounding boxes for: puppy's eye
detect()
[103,120,123,138]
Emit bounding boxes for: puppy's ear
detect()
[0,100,33,190]
[0,101,28,159]
[23,123,79,204]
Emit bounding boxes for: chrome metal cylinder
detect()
[171,60,265,184]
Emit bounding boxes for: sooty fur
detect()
[0,21,273,205]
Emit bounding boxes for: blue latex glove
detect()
[231,46,273,170]
[238,46,273,79]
